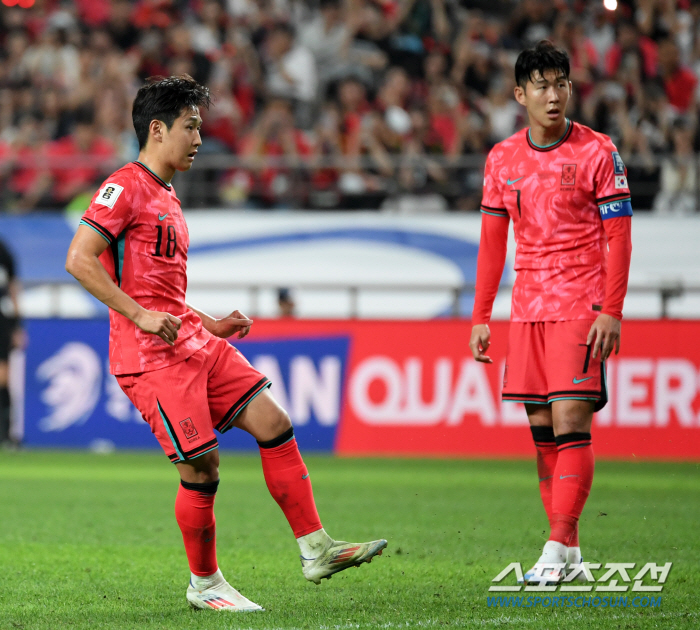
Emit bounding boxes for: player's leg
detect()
[231,388,387,583]
[0,360,10,446]
[117,350,262,612]
[550,399,594,572]
[545,319,604,576]
[502,323,565,582]
[175,450,263,611]
[527,404,556,532]
[0,321,12,446]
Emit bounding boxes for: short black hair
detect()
[514,40,570,90]
[132,74,211,150]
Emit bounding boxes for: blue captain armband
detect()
[598,197,633,220]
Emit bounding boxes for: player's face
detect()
[162,107,203,172]
[514,69,571,131]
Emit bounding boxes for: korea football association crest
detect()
[561,164,576,187]
[180,417,199,442]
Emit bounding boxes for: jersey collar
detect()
[134,161,172,189]
[527,118,572,152]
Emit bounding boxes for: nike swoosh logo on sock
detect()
[560,474,579,480]
[538,475,553,482]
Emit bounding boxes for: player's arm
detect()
[586,215,632,360]
[587,145,634,361]
[66,225,182,346]
[186,303,253,340]
[470,150,509,364]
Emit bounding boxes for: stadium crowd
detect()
[0,0,699,210]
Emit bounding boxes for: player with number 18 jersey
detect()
[81,161,210,375]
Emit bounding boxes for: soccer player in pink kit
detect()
[66,75,386,612]
[470,42,632,583]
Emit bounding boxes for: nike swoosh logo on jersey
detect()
[573,377,592,384]
[158,213,169,221]
[506,177,524,186]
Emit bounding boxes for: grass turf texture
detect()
[0,453,698,629]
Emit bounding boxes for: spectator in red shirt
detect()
[657,37,698,113]
[605,19,658,81]
[5,112,50,212]
[238,99,313,208]
[27,107,116,210]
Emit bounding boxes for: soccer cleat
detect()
[564,546,590,583]
[520,540,567,585]
[187,572,263,612]
[301,538,387,584]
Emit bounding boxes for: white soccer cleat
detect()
[186,570,263,612]
[565,546,590,582]
[521,540,568,585]
[301,538,387,585]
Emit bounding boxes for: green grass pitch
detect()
[0,452,698,629]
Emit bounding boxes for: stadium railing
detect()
[21,279,700,319]
[2,153,697,211]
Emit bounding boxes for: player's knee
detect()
[269,407,293,438]
[177,450,219,484]
[553,400,594,435]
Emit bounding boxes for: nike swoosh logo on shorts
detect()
[506,177,524,186]
[302,474,309,480]
[158,213,169,221]
[560,474,578,480]
[573,377,592,384]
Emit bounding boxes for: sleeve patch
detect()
[614,175,628,189]
[611,151,625,174]
[599,199,633,220]
[95,182,124,209]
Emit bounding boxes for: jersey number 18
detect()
[153,225,177,258]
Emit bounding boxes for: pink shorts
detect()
[501,320,608,411]
[117,335,270,463]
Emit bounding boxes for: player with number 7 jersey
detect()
[81,161,209,375]
[470,41,633,586]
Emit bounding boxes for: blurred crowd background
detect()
[0,0,699,211]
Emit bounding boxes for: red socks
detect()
[530,426,558,530]
[175,480,219,577]
[550,432,594,546]
[258,428,322,538]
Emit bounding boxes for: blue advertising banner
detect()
[23,319,348,453]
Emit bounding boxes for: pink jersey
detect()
[81,161,211,374]
[480,120,633,322]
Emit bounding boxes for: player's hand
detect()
[587,314,621,362]
[212,309,253,339]
[469,324,493,363]
[135,310,182,346]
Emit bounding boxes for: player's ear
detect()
[149,119,164,144]
[514,85,526,106]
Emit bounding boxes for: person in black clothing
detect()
[0,238,21,447]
